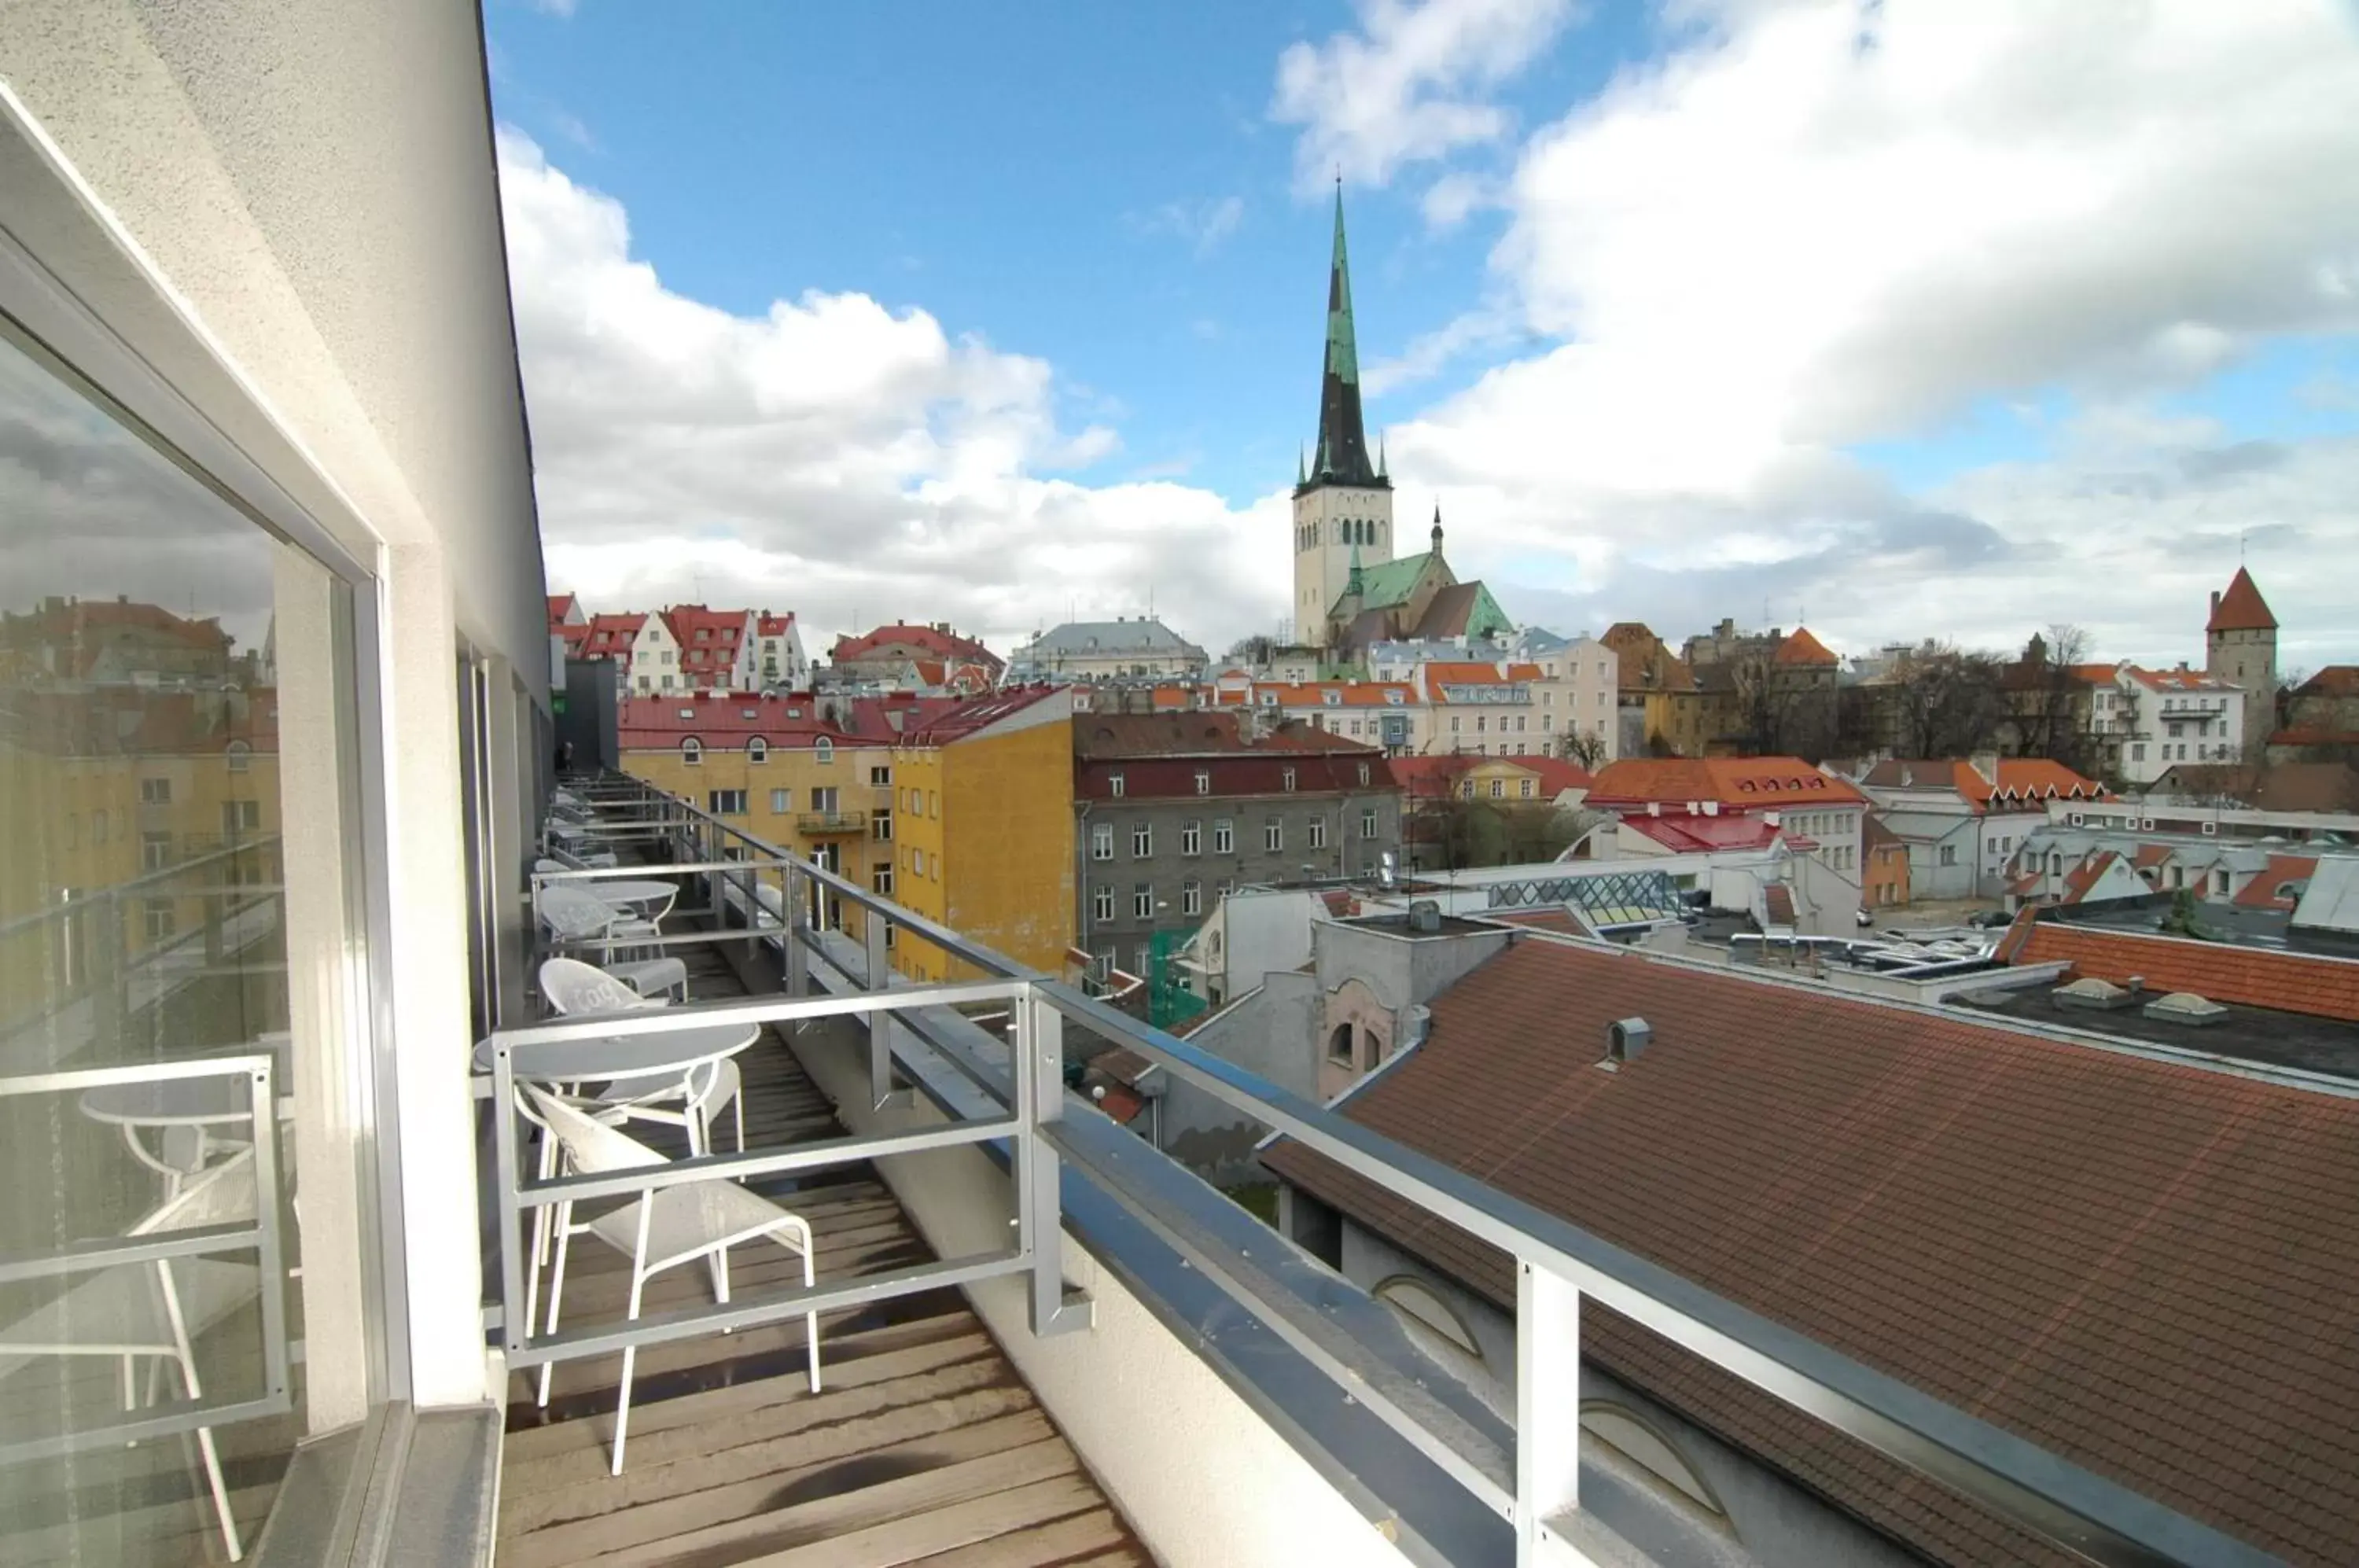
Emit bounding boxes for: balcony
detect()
[797,811,867,835]
[499,775,2272,1568]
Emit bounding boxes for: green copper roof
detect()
[1462,582,1513,640]
[1343,552,1431,610]
[1304,184,1384,492]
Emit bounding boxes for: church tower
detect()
[1291,184,1393,650]
[2204,566,2278,753]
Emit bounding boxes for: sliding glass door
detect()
[0,311,392,1562]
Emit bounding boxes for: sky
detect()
[491,0,2359,675]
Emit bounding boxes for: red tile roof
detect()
[897,684,1065,745]
[2231,853,2319,911]
[1619,813,1784,854]
[756,612,796,637]
[1262,939,2359,1566]
[1772,625,1837,666]
[2009,920,2359,1022]
[1861,757,2105,808]
[616,693,854,750]
[1074,712,1382,760]
[2126,664,2234,693]
[2206,567,2277,633]
[833,622,1003,674]
[1588,756,1864,808]
[581,612,646,657]
[2294,665,2359,698]
[547,593,579,624]
[2058,849,2122,905]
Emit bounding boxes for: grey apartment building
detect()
[1074,713,1404,975]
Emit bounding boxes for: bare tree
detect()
[1223,634,1278,668]
[1725,653,1838,761]
[1891,644,2008,758]
[1559,729,1610,769]
[2011,624,2099,770]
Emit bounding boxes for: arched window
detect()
[225,739,252,775]
[1579,1403,1731,1522]
[746,737,768,764]
[1373,1274,1485,1361]
[1326,1022,1355,1066]
[681,737,702,766]
[815,737,834,765]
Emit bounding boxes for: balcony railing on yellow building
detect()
[795,810,866,835]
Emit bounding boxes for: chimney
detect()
[1604,1017,1651,1068]
[1408,900,1442,933]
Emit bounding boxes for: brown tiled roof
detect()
[1772,625,1838,666]
[2009,920,2359,1023]
[1588,756,1864,807]
[2207,567,2277,633]
[2152,763,2359,814]
[1261,940,2359,1566]
[2059,848,2122,904]
[1073,712,1380,760]
[2295,666,2359,698]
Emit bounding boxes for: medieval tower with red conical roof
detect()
[2204,566,2278,755]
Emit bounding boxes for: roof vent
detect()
[2053,977,2136,1012]
[1408,900,1442,933]
[1604,1017,1651,1068]
[2144,991,2227,1026]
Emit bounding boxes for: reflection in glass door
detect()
[0,316,385,1562]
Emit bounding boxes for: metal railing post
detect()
[1515,1256,1581,1562]
[1014,985,1091,1337]
[92,893,125,1044]
[864,911,903,1110]
[782,861,808,1000]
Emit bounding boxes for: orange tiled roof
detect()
[2206,567,2277,634]
[2127,665,2235,692]
[2231,854,2319,911]
[2011,920,2359,1022]
[1588,756,1864,807]
[1772,626,1838,666]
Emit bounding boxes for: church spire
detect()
[1304,180,1384,492]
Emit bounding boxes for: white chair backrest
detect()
[541,957,666,1017]
[539,884,620,940]
[535,856,575,877]
[526,1086,667,1176]
[134,1149,258,1235]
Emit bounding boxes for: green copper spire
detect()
[1301,180,1385,493]
[1297,444,1306,487]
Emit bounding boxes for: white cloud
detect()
[1377,0,2359,662]
[1272,0,1579,192]
[525,0,578,17]
[499,132,1289,653]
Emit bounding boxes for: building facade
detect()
[2204,567,2277,753]
[1073,713,1403,977]
[1007,616,1210,683]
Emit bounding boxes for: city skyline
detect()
[492,0,2359,667]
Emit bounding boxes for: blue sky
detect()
[493,1,2359,669]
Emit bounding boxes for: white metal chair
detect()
[538,884,664,971]
[0,1153,260,1561]
[535,959,737,1151]
[525,1088,819,1474]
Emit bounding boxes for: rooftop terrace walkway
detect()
[494,927,1145,1568]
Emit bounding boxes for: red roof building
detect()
[833,622,1004,679]
[1771,625,1838,667]
[1263,937,2359,1566]
[2206,566,2277,633]
[1587,756,1864,809]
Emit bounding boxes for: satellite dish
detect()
[1379,850,1397,889]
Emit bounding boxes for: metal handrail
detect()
[534,771,2278,1568]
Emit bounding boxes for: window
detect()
[911,846,927,877]
[1939,845,1957,867]
[1489,778,1505,798]
[872,808,893,841]
[1194,769,1210,795]
[771,788,790,814]
[1374,1275,1485,1363]
[144,898,177,943]
[1581,1404,1729,1522]
[1110,771,1126,798]
[139,776,171,805]
[1094,885,1116,923]
[708,789,748,815]
[1214,819,1235,854]
[1133,884,1154,919]
[221,800,262,833]
[1182,879,1202,916]
[2131,742,2146,762]
[811,786,839,813]
[1283,767,1297,792]
[1264,818,1283,852]
[682,737,702,766]
[813,737,834,765]
[226,740,252,774]
[927,790,938,817]
[1181,819,1202,856]
[1361,808,1378,840]
[1451,715,1462,733]
[1357,762,1371,786]
[1133,823,1154,857]
[1091,822,1114,860]
[1327,1022,1355,1066]
[142,831,173,872]
[1309,815,1327,848]
[870,764,892,786]
[746,737,768,764]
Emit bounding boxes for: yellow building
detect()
[616,694,898,944]
[885,689,1076,983]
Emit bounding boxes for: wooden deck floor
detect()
[496,930,1146,1568]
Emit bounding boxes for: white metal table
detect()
[82,1038,294,1198]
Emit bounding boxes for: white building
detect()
[755,610,808,689]
[1007,616,1210,683]
[2095,664,2244,785]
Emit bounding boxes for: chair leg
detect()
[538,1202,574,1409]
[162,1284,241,1562]
[196,1425,242,1562]
[613,1270,649,1476]
[802,1231,820,1394]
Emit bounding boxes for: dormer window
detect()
[1283,767,1297,792]
[678,707,695,720]
[682,738,703,766]
[815,738,834,764]
[1323,690,1341,706]
[747,738,768,764]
